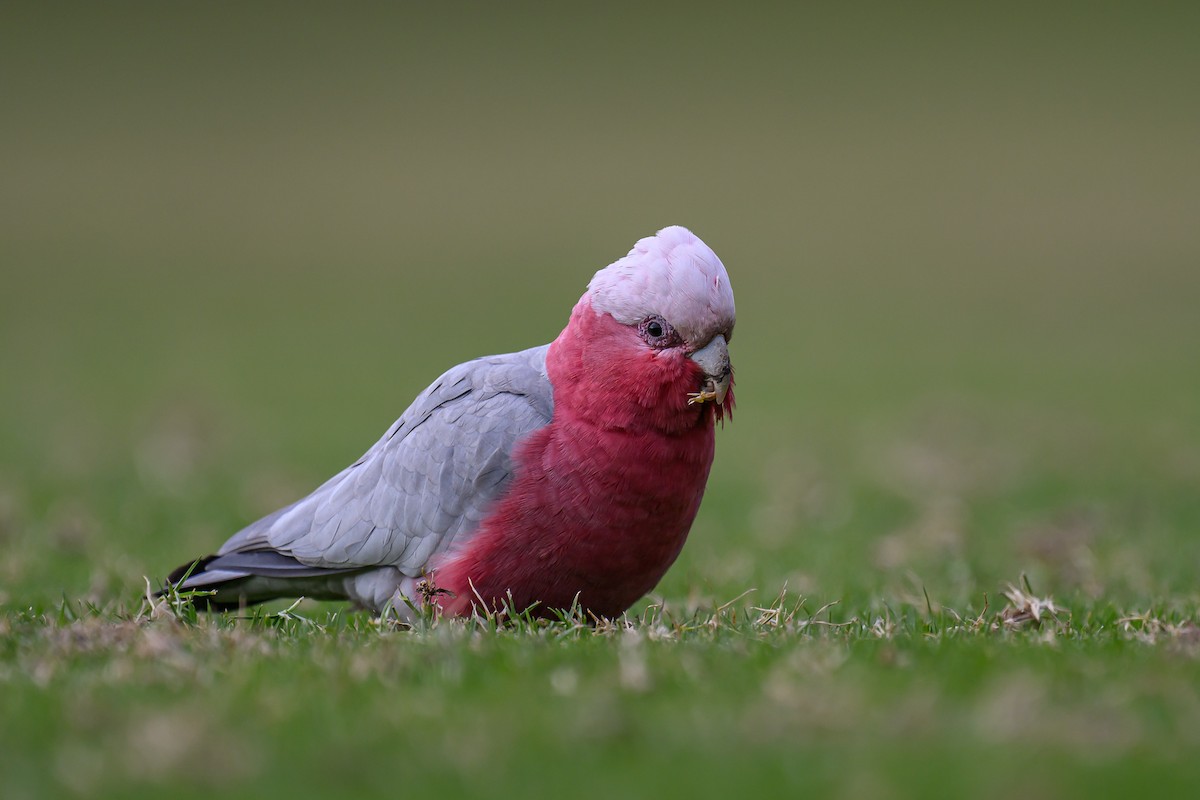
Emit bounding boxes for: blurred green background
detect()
[2,4,1200,796]
[5,2,1198,609]
[3,2,1198,605]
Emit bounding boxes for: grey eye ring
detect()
[639,315,679,348]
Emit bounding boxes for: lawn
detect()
[2,5,1199,799]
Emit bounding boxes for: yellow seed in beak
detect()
[687,377,722,406]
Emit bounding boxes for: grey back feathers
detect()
[172,345,553,603]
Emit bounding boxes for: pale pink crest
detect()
[586,226,735,347]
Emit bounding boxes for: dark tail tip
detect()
[158,555,258,612]
[164,555,220,588]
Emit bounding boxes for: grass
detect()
[4,585,1200,799]
[3,4,1200,799]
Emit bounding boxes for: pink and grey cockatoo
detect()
[164,226,735,619]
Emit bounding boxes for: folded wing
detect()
[168,345,553,607]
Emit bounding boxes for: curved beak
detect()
[687,334,732,406]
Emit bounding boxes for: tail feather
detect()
[158,554,256,611]
[159,551,361,611]
[165,554,222,586]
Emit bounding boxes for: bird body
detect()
[165,226,735,619]
[433,297,722,617]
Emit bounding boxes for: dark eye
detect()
[639,315,679,348]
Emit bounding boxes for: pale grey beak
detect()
[688,334,732,406]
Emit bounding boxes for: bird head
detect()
[577,225,736,425]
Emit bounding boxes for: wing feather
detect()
[214,345,553,577]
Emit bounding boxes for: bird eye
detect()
[639,315,678,348]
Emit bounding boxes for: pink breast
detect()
[433,415,715,618]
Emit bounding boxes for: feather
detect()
[166,345,552,606]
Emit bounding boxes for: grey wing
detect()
[214,344,553,576]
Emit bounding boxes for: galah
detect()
[164,226,735,619]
